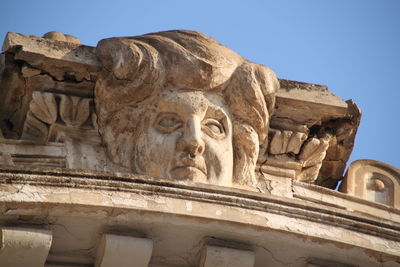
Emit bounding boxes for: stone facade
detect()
[0,30,399,266]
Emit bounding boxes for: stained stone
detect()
[0,30,398,267]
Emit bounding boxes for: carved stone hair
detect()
[95,30,279,186]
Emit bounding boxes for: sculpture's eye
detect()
[155,114,182,133]
[203,118,225,138]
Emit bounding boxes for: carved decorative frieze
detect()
[21,111,50,143]
[21,91,99,144]
[59,94,91,127]
[29,91,57,125]
[0,31,362,189]
[258,121,331,183]
[268,128,308,155]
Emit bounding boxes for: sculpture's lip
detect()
[172,166,206,176]
[171,161,207,176]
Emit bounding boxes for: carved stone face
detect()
[95,30,279,187]
[134,86,234,186]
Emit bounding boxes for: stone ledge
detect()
[0,166,399,266]
[3,32,100,76]
[0,165,399,242]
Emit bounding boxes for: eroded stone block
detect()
[95,234,153,267]
[0,139,66,167]
[0,227,52,267]
[199,245,255,267]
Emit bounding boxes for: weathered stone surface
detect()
[21,64,41,77]
[0,31,361,188]
[3,32,99,75]
[307,258,356,267]
[315,100,361,187]
[0,29,399,267]
[0,54,29,139]
[340,160,400,208]
[43,31,81,44]
[96,234,153,267]
[276,79,348,126]
[18,91,98,144]
[95,30,279,188]
[269,129,307,155]
[0,55,95,140]
[0,227,52,267]
[0,166,398,266]
[0,139,66,167]
[29,91,58,125]
[59,94,91,127]
[200,245,255,267]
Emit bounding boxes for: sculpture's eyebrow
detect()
[205,105,229,120]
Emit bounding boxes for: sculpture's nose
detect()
[177,116,205,158]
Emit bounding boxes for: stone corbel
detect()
[199,238,255,267]
[95,234,153,267]
[0,227,52,267]
[199,245,255,267]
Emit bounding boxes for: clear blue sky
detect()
[1,0,399,170]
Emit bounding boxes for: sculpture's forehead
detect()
[154,88,228,116]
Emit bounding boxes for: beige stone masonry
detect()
[0,166,398,266]
[307,257,355,267]
[0,227,52,267]
[340,160,400,208]
[96,234,153,267]
[199,245,255,267]
[0,32,361,188]
[2,32,100,80]
[1,30,397,266]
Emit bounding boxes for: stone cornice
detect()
[0,166,399,244]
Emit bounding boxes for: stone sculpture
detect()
[0,31,361,189]
[95,30,279,187]
[340,159,400,208]
[1,31,399,267]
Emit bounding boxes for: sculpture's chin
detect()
[170,167,207,182]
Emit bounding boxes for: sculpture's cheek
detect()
[134,129,180,179]
[203,136,234,186]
